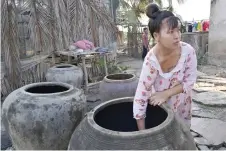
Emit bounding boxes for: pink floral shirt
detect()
[133,42,197,127]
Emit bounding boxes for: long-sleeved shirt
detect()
[133,42,197,127]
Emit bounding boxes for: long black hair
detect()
[146,3,181,38]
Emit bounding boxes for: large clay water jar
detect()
[2,82,87,150]
[46,64,83,88]
[68,97,196,150]
[99,73,138,102]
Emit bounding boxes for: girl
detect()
[133,3,197,130]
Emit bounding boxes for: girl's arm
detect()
[150,46,197,106]
[133,54,157,130]
[165,47,197,97]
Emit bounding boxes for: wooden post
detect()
[52,53,55,65]
[103,54,108,75]
[68,55,72,64]
[82,56,88,93]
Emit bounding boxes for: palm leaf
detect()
[154,0,163,7]
[1,0,21,89]
[119,0,132,9]
[1,0,118,92]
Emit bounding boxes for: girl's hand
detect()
[149,91,170,106]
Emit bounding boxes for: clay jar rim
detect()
[103,73,136,83]
[51,64,78,70]
[87,97,174,138]
[22,82,74,96]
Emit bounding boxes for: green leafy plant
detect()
[96,57,130,74]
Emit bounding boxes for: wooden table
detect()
[56,50,112,93]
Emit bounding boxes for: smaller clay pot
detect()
[46,64,83,88]
[99,73,138,102]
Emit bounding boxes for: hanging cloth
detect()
[197,22,202,31]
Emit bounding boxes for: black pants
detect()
[142,46,148,60]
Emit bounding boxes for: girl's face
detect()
[154,18,181,50]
